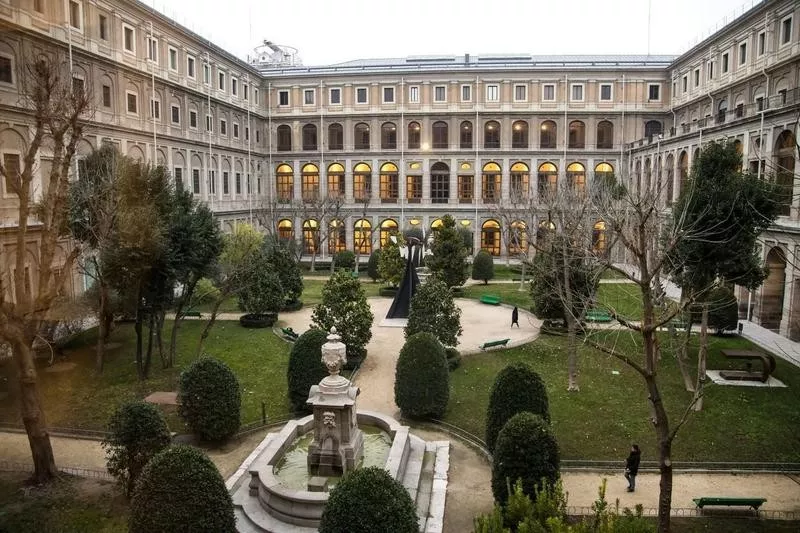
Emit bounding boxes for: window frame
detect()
[168,46,178,72]
[278,90,290,107]
[218,71,226,92]
[781,15,793,46]
[186,55,196,79]
[192,168,201,194]
[647,83,661,102]
[599,83,613,102]
[2,150,23,199]
[722,52,729,73]
[513,84,527,102]
[68,0,84,32]
[485,84,499,102]
[125,90,138,115]
[170,104,180,125]
[202,62,210,85]
[757,30,766,56]
[150,98,160,121]
[0,53,15,86]
[122,23,136,55]
[329,87,341,105]
[433,85,447,103]
[189,109,198,129]
[461,84,472,102]
[355,86,369,104]
[542,83,556,102]
[233,122,240,139]
[739,41,747,65]
[101,84,112,108]
[219,118,227,136]
[206,114,213,133]
[231,77,238,97]
[303,88,315,106]
[570,83,585,102]
[146,36,158,65]
[382,86,395,104]
[98,14,108,41]
[693,68,700,87]
[408,85,420,103]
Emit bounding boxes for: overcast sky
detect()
[149,0,757,66]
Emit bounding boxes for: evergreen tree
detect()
[405,276,462,347]
[426,215,468,287]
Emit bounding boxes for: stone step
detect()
[415,446,436,527]
[233,481,318,533]
[422,441,450,533]
[401,434,427,503]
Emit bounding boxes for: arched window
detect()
[481,220,501,256]
[568,121,585,148]
[510,162,529,200]
[353,162,371,202]
[678,151,689,194]
[540,120,557,149]
[596,121,614,149]
[301,163,319,201]
[592,221,607,255]
[775,130,796,216]
[482,162,501,202]
[567,162,586,195]
[276,163,293,202]
[536,220,556,248]
[379,219,398,247]
[381,122,397,150]
[277,124,292,151]
[379,162,398,202]
[460,121,473,149]
[328,123,343,150]
[302,219,319,254]
[277,219,293,242]
[484,120,501,149]
[408,122,421,150]
[302,124,317,151]
[509,220,528,255]
[327,163,345,197]
[431,162,450,203]
[354,122,370,150]
[644,120,663,138]
[717,100,728,124]
[354,219,372,255]
[430,218,444,231]
[328,219,346,254]
[432,121,449,149]
[537,162,558,200]
[512,121,529,149]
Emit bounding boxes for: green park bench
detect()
[281,327,300,341]
[479,338,510,351]
[184,311,203,318]
[480,295,501,305]
[585,309,612,323]
[692,497,766,511]
[669,319,688,330]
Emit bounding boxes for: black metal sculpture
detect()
[385,236,422,319]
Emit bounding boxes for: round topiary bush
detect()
[319,466,418,533]
[333,250,355,270]
[178,357,241,442]
[129,445,235,533]
[102,401,171,496]
[485,362,550,453]
[287,328,329,413]
[472,251,495,284]
[491,412,560,505]
[237,268,284,326]
[395,332,449,419]
[445,347,461,371]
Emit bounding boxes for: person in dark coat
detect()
[624,444,641,492]
[511,306,519,328]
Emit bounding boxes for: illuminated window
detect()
[276,164,293,202]
[481,220,501,256]
[301,163,319,201]
[278,219,293,242]
[482,162,501,202]
[379,162,398,202]
[537,162,558,201]
[484,121,500,149]
[408,122,421,150]
[327,163,345,197]
[540,120,557,149]
[512,121,528,149]
[510,162,529,200]
[353,162,371,201]
[354,219,372,254]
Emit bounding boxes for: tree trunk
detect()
[12,338,58,482]
[169,278,198,367]
[144,312,154,379]
[134,305,144,381]
[156,311,167,369]
[694,302,709,411]
[310,248,317,272]
[197,294,225,357]
[518,259,526,292]
[95,282,109,374]
[566,316,580,391]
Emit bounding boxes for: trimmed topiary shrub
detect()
[129,445,235,533]
[319,466,418,533]
[691,285,739,334]
[102,401,171,496]
[405,275,462,347]
[264,237,304,305]
[426,215,468,287]
[367,249,381,282]
[485,362,550,453]
[178,357,241,442]
[472,251,495,285]
[192,277,221,306]
[445,347,461,371]
[333,250,355,270]
[395,332,449,419]
[287,328,329,413]
[491,412,560,505]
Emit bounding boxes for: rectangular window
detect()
[218,72,225,91]
[208,171,215,194]
[409,86,419,103]
[458,175,473,202]
[187,55,196,79]
[486,84,499,102]
[34,0,43,12]
[126,92,137,114]
[205,115,213,132]
[648,84,660,101]
[600,83,613,101]
[461,85,471,102]
[254,88,259,104]
[758,31,766,56]
[123,25,135,53]
[147,37,158,64]
[3,153,20,196]
[256,130,260,143]
[72,76,84,99]
[168,47,178,71]
[235,173,242,195]
[243,84,249,101]
[245,126,249,141]
[189,110,198,128]
[192,169,200,194]
[203,63,210,84]
[514,84,527,102]
[171,104,179,124]
[694,69,700,87]
[99,14,108,40]
[383,86,395,103]
[329,88,341,105]
[434,85,446,102]
[220,119,227,135]
[571,84,584,101]
[682,75,688,92]
[223,171,229,195]
[406,175,422,201]
[739,42,747,65]
[150,99,160,120]
[231,77,238,96]
[356,87,368,104]
[722,52,729,73]
[707,60,715,79]
[304,88,315,105]
[0,56,13,84]
[174,167,183,191]
[782,16,793,45]
[233,123,239,138]
[542,84,555,101]
[102,85,111,108]
[278,90,289,106]
[69,1,82,30]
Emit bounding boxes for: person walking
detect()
[511,306,519,328]
[624,444,641,492]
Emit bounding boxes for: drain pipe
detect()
[757,68,769,181]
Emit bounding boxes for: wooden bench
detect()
[719,349,776,383]
[281,327,299,341]
[479,338,510,351]
[184,311,203,318]
[585,309,612,323]
[480,295,501,305]
[693,497,766,511]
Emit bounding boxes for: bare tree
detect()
[0,54,90,482]
[300,191,345,272]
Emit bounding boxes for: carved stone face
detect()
[322,411,336,428]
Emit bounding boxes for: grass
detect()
[595,282,643,320]
[0,320,293,432]
[445,331,800,463]
[0,473,128,532]
[461,282,532,309]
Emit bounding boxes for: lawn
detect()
[445,330,800,463]
[595,282,643,320]
[0,320,293,432]
[461,282,532,309]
